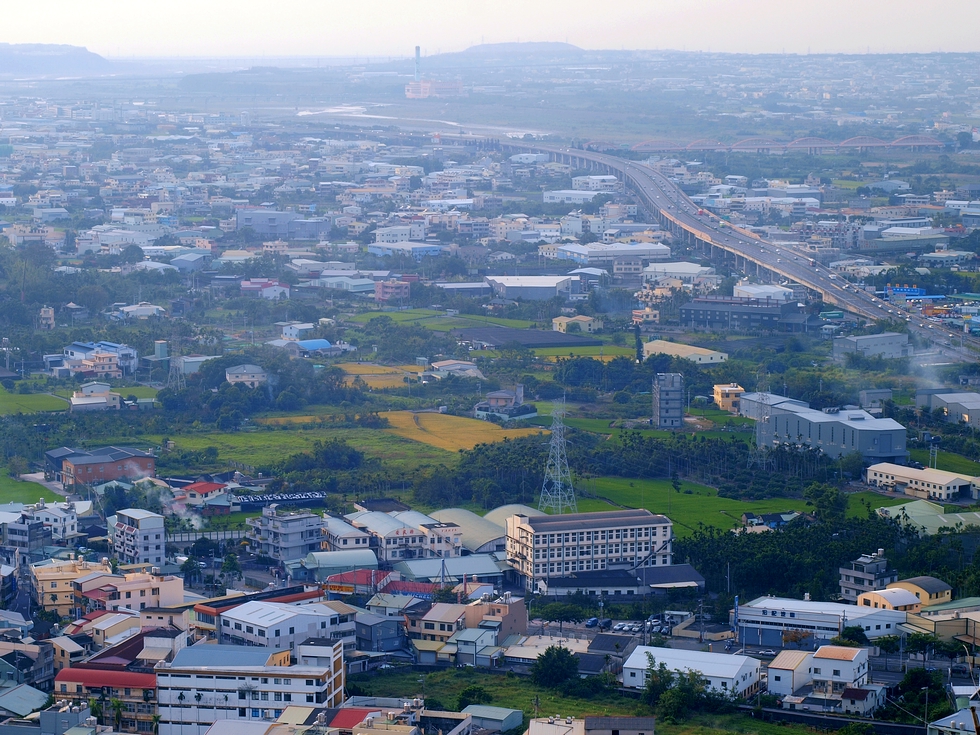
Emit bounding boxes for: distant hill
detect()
[0,44,115,77]
[422,42,589,68]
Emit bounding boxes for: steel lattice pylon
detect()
[538,400,577,514]
[167,336,186,392]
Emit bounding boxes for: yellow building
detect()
[713,383,745,413]
[888,576,953,607]
[30,558,112,618]
[857,588,922,613]
[552,315,603,333]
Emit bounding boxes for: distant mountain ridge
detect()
[0,44,115,77]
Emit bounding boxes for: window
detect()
[305,680,314,686]
[813,668,821,674]
[774,676,781,682]
[833,669,841,676]
[275,693,283,702]
[252,710,261,718]
[306,695,314,703]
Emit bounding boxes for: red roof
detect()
[56,668,156,688]
[184,482,225,495]
[384,581,437,596]
[328,570,391,586]
[329,709,378,729]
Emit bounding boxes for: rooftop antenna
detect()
[538,400,577,514]
[414,46,421,82]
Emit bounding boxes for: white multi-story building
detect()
[505,509,673,591]
[321,516,371,552]
[246,505,324,563]
[29,500,78,543]
[155,643,344,735]
[218,600,356,653]
[345,511,462,563]
[112,508,165,565]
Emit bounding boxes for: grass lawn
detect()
[349,669,811,735]
[533,345,635,359]
[846,491,908,518]
[205,511,258,531]
[123,386,159,399]
[572,477,907,536]
[908,449,980,475]
[349,667,642,719]
[0,388,67,415]
[383,411,546,452]
[0,474,48,504]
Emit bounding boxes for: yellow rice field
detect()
[384,411,546,452]
[337,363,402,375]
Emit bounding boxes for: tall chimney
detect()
[414,46,421,82]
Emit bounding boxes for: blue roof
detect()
[171,645,273,668]
[297,339,332,349]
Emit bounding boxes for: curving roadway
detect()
[503,142,975,354]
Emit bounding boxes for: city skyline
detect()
[2,0,980,59]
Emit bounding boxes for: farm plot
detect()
[384,411,546,452]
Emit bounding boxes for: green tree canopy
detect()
[531,645,579,688]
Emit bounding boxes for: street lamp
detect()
[921,686,929,725]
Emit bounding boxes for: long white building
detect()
[505,509,672,591]
[156,643,344,735]
[624,646,761,698]
[866,463,977,501]
[735,596,906,648]
[218,600,356,653]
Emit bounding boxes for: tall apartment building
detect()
[113,508,165,565]
[652,373,684,429]
[839,550,898,603]
[246,505,324,563]
[505,509,673,591]
[155,644,344,735]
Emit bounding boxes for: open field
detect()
[337,363,412,389]
[349,309,536,331]
[349,668,810,735]
[0,474,48,504]
[908,448,980,476]
[0,388,67,415]
[384,411,546,452]
[533,345,636,360]
[126,428,455,472]
[572,477,908,537]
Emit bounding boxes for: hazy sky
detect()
[4,0,980,58]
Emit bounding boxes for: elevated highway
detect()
[501,142,976,352]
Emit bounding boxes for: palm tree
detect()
[151,714,161,735]
[87,698,102,723]
[109,699,124,731]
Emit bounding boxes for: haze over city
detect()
[2,0,980,57]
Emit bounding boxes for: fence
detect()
[166,530,246,544]
[738,705,926,735]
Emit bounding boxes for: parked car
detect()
[759,649,777,657]
[585,617,599,628]
[598,618,612,631]
[613,623,627,631]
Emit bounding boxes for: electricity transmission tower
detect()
[166,334,186,392]
[747,377,775,471]
[538,400,578,514]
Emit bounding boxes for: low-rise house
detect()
[888,576,953,607]
[474,385,537,422]
[406,603,467,644]
[552,316,602,334]
[218,600,355,654]
[225,364,268,389]
[69,382,121,412]
[857,588,922,612]
[623,646,761,698]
